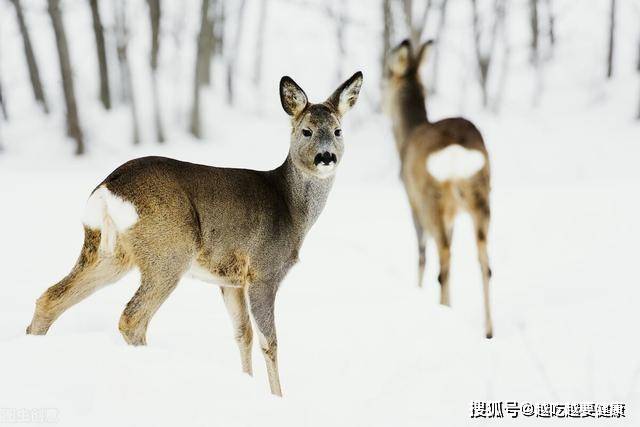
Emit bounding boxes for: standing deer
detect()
[26,72,363,395]
[383,39,493,338]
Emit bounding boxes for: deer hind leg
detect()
[118,264,186,346]
[434,218,453,307]
[221,287,253,375]
[247,282,281,396]
[27,228,132,335]
[410,209,426,288]
[470,195,493,339]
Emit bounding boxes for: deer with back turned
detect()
[383,39,493,338]
[26,72,364,395]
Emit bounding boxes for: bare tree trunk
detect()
[326,0,347,84]
[226,0,247,105]
[637,37,640,120]
[529,0,539,66]
[544,0,555,47]
[0,74,7,120]
[10,0,49,114]
[147,0,165,142]
[402,0,413,41]
[606,0,615,79]
[430,0,448,94]
[190,0,212,138]
[88,0,111,109]
[492,5,510,112]
[202,0,216,86]
[253,0,268,88]
[217,0,225,56]
[402,0,431,46]
[471,0,504,108]
[382,0,393,78]
[0,47,6,150]
[114,0,140,144]
[48,0,84,155]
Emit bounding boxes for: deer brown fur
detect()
[383,40,493,338]
[26,72,364,395]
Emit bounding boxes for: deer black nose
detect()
[314,152,337,166]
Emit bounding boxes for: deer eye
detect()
[302,129,312,137]
[334,129,342,137]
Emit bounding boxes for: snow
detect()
[1,0,640,426]
[426,144,486,181]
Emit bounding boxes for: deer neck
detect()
[391,79,429,156]
[273,155,334,235]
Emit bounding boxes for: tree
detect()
[253,0,269,88]
[226,0,247,105]
[113,0,140,144]
[402,0,432,47]
[637,37,640,120]
[190,0,213,138]
[326,0,348,84]
[0,71,7,121]
[544,0,555,48]
[470,0,506,108]
[201,0,217,86]
[606,0,616,79]
[430,0,449,94]
[529,0,539,66]
[47,0,84,155]
[382,0,394,80]
[88,0,111,109]
[146,0,165,142]
[10,0,48,113]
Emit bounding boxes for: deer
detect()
[26,71,364,396]
[382,39,493,339]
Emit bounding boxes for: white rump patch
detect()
[82,185,139,253]
[426,145,486,181]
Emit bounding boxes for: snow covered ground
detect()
[1,0,640,425]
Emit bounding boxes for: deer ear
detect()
[416,39,434,69]
[280,76,308,116]
[326,71,363,116]
[388,39,412,76]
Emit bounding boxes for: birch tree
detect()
[47,0,84,154]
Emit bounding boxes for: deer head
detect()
[280,72,363,179]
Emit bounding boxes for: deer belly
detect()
[187,260,242,288]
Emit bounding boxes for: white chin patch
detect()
[315,163,336,177]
